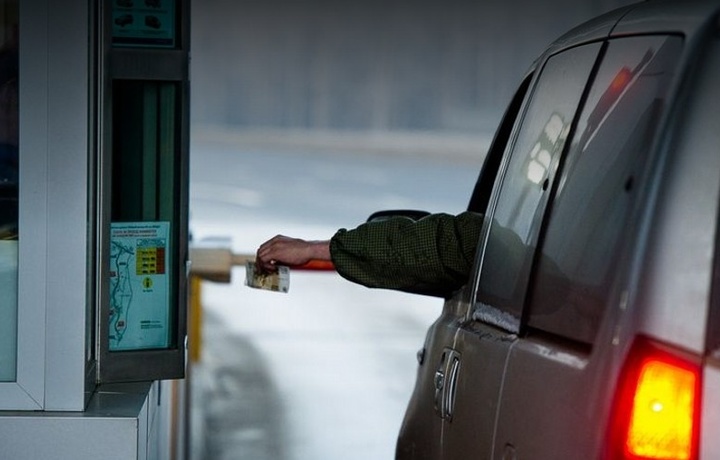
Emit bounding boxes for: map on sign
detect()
[112,0,176,48]
[109,222,170,351]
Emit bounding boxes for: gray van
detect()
[395,1,720,458]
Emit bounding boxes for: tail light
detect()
[607,337,702,460]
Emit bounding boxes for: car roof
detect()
[540,0,720,59]
[614,0,720,37]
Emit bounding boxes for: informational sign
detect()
[109,222,170,351]
[112,0,176,48]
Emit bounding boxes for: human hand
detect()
[255,235,331,273]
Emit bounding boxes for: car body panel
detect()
[494,337,593,459]
[702,359,720,459]
[633,31,720,356]
[438,319,516,460]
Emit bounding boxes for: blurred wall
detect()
[191,0,637,135]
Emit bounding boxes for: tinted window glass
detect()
[0,0,17,382]
[475,43,602,330]
[527,36,683,344]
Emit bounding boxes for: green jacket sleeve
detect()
[329,211,483,296]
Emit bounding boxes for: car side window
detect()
[474,43,603,331]
[527,35,684,344]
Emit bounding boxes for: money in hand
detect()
[245,261,290,293]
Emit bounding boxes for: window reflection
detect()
[0,0,18,382]
[527,113,568,185]
[528,36,683,344]
[476,43,602,325]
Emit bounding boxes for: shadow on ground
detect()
[191,309,287,460]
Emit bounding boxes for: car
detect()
[393,1,720,459]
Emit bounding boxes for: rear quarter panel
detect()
[702,358,720,459]
[633,19,720,356]
[700,359,720,460]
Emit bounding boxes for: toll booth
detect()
[0,0,191,459]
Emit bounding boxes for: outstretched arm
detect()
[255,211,483,295]
[330,211,482,295]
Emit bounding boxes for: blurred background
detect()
[188,1,636,459]
[192,0,634,134]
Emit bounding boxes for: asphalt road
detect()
[188,134,482,460]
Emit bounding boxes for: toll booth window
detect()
[110,80,179,352]
[0,0,18,382]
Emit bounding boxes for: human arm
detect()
[330,211,483,296]
[255,211,483,296]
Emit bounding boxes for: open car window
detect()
[467,73,532,215]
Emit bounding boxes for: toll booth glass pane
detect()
[0,0,18,382]
[110,80,178,352]
[112,0,177,49]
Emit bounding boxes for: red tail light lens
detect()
[608,338,702,460]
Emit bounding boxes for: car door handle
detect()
[434,348,461,421]
[444,355,460,420]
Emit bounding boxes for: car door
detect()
[439,41,605,460]
[491,35,684,459]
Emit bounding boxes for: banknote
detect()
[245,261,290,293]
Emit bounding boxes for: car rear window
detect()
[526,35,684,344]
